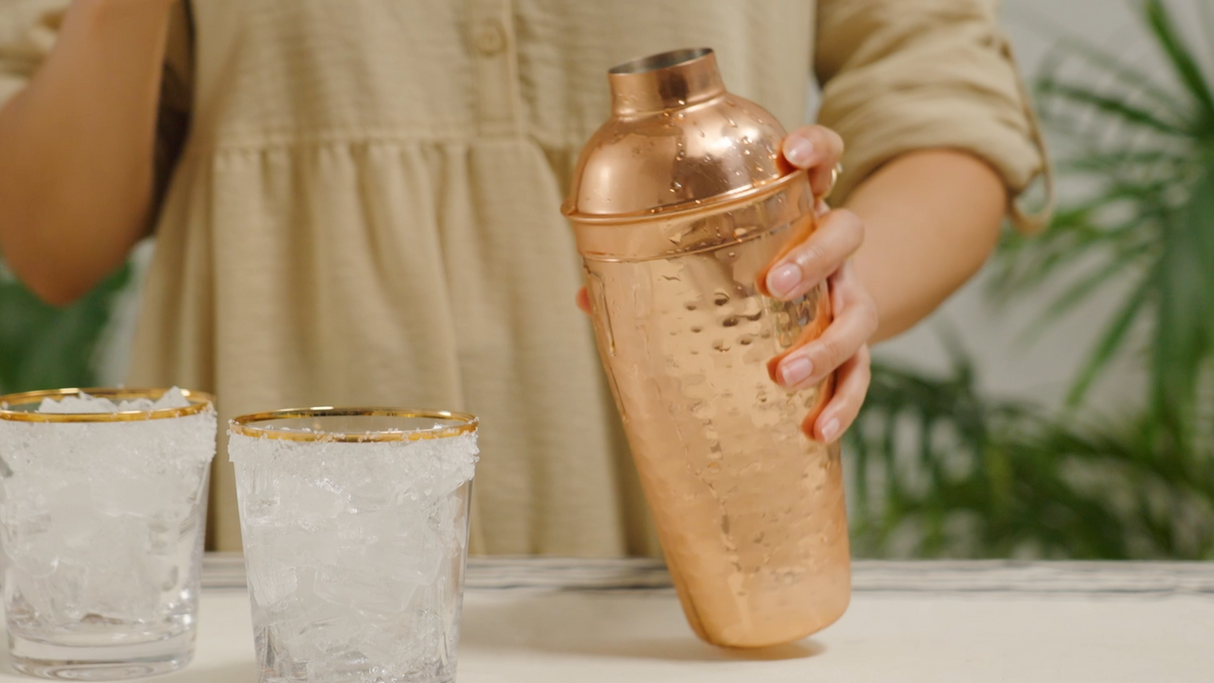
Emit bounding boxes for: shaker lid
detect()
[562,48,793,221]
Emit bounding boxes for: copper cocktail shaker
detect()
[563,48,850,648]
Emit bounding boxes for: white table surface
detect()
[1,555,1211,682]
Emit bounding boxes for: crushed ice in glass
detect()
[0,393,216,645]
[230,428,478,683]
[36,386,192,414]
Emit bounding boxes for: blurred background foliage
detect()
[1,0,1211,559]
[849,0,1214,559]
[0,262,130,396]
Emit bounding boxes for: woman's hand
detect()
[761,125,877,442]
[575,124,877,444]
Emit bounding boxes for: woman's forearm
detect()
[0,0,175,305]
[846,150,1007,342]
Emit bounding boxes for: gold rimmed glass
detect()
[227,408,479,683]
[0,387,213,422]
[228,407,477,442]
[0,388,217,680]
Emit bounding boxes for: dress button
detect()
[473,20,506,56]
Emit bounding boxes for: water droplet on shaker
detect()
[676,150,686,160]
[714,292,730,306]
[677,98,686,106]
[684,302,698,311]
[722,316,739,328]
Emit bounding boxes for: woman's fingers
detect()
[770,261,877,442]
[772,261,877,392]
[575,287,591,315]
[782,125,845,198]
[763,208,864,301]
[805,343,872,442]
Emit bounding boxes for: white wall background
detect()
[98,0,1195,424]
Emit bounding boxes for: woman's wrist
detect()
[848,150,1006,342]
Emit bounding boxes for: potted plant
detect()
[849,0,1214,559]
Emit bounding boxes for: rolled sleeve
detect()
[0,0,68,106]
[816,0,1052,232]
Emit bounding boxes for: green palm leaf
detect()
[1036,79,1191,136]
[1142,0,1214,122]
[858,0,1214,561]
[1150,165,1214,436]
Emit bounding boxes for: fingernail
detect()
[767,264,802,299]
[783,137,815,167]
[819,417,841,443]
[780,356,813,387]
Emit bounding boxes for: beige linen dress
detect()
[0,0,1048,555]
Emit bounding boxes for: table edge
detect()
[202,554,1214,597]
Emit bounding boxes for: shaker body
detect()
[579,172,851,647]
[566,47,852,648]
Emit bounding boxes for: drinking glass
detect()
[0,388,216,680]
[228,408,479,683]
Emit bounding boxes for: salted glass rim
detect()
[228,407,478,443]
[0,387,214,423]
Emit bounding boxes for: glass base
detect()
[11,657,190,681]
[8,630,194,680]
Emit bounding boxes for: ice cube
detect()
[98,475,167,519]
[36,387,193,414]
[246,529,340,607]
[313,564,416,617]
[304,652,367,682]
[37,392,120,414]
[114,397,156,412]
[151,387,191,410]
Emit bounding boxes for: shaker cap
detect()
[562,48,793,221]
